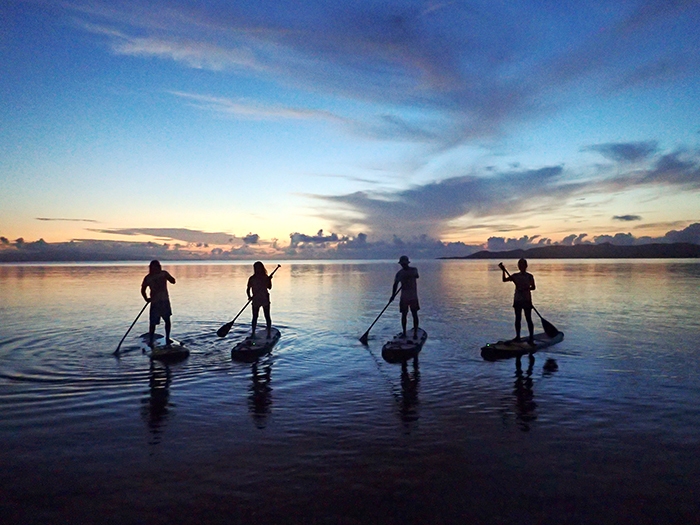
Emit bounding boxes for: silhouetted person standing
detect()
[141,260,176,347]
[247,261,273,339]
[393,255,420,339]
[500,258,535,345]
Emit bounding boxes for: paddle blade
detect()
[359,332,369,345]
[541,318,559,338]
[217,321,233,338]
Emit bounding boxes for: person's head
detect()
[253,261,267,276]
[398,255,410,267]
[517,258,528,272]
[149,260,162,274]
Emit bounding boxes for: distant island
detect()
[442,242,700,260]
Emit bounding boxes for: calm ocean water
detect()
[1,259,699,524]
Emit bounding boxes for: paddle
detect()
[217,264,281,338]
[499,263,560,337]
[359,286,401,345]
[114,301,149,355]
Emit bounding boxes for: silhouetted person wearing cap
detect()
[500,258,536,345]
[141,260,176,348]
[392,255,420,339]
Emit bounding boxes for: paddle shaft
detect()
[359,286,401,344]
[218,264,281,337]
[114,301,149,355]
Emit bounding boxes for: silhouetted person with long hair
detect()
[247,261,273,339]
[141,260,176,347]
[392,255,420,339]
[500,258,535,345]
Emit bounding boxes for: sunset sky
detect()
[2,0,699,258]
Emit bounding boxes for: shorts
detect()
[252,296,270,309]
[400,297,420,313]
[513,299,532,311]
[150,300,172,325]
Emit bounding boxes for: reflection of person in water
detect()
[500,258,535,345]
[513,355,537,431]
[141,260,176,348]
[247,261,273,339]
[141,360,171,445]
[392,255,420,339]
[399,359,420,423]
[249,357,273,429]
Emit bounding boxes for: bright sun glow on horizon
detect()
[2,0,700,259]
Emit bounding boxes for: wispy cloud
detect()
[91,227,241,245]
[613,215,642,222]
[170,91,348,122]
[68,1,700,149]
[37,217,99,223]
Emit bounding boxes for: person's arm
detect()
[392,275,399,299]
[530,275,536,291]
[141,278,150,302]
[165,271,176,284]
[246,279,253,300]
[267,276,272,290]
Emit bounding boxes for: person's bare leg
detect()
[165,318,172,345]
[251,306,259,337]
[263,305,272,338]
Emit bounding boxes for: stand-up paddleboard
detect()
[481,331,564,361]
[139,332,190,362]
[382,328,427,364]
[231,327,281,362]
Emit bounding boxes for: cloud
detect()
[69,1,700,148]
[242,233,259,244]
[583,141,658,163]
[486,223,700,251]
[91,227,240,245]
[318,165,577,238]
[315,145,700,240]
[289,230,341,247]
[170,91,349,123]
[36,217,99,223]
[663,222,700,244]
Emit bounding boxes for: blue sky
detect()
[2,0,699,258]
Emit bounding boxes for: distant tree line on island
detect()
[446,242,700,260]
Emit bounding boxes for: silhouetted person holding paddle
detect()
[141,260,176,348]
[393,255,420,339]
[247,261,273,339]
[500,259,535,345]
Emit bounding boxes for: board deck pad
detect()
[381,328,428,363]
[480,331,564,361]
[139,333,190,362]
[231,327,281,361]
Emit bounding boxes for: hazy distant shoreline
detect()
[442,242,700,259]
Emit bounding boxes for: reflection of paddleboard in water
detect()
[231,327,281,362]
[381,328,427,363]
[138,333,190,362]
[480,331,564,361]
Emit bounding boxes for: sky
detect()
[2,0,700,259]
